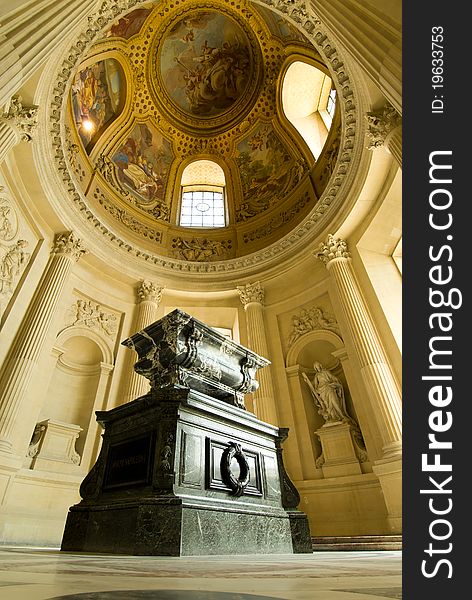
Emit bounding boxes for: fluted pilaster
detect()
[0,232,87,455]
[0,0,98,107]
[122,280,164,403]
[315,235,402,459]
[237,282,277,424]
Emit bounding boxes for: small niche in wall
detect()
[38,336,102,459]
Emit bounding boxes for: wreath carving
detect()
[220,442,250,497]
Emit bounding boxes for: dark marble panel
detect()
[46,592,283,600]
[180,507,293,555]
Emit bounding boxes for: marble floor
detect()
[0,547,402,600]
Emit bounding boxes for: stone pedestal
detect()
[26,419,82,473]
[315,422,363,478]
[61,387,310,555]
[62,310,311,556]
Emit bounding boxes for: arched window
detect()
[179,160,226,228]
[282,61,336,159]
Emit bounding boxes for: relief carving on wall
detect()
[65,298,119,338]
[171,237,232,261]
[0,186,33,319]
[287,305,340,346]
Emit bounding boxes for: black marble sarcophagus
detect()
[61,310,311,556]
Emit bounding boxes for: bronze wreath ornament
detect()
[220,442,251,497]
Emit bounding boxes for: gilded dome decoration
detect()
[49,0,354,271]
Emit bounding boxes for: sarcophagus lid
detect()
[122,309,269,408]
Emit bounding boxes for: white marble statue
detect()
[302,361,350,424]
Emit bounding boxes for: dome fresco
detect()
[158,11,252,118]
[64,0,341,263]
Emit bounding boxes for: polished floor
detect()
[0,547,401,600]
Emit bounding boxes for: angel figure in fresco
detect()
[302,361,350,424]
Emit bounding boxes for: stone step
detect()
[311,535,402,551]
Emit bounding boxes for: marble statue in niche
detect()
[302,361,350,424]
[302,361,367,462]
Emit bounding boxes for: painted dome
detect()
[53,0,348,270]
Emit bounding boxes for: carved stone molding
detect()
[315,234,351,266]
[1,95,39,142]
[237,281,265,306]
[137,280,164,304]
[288,306,339,346]
[365,104,401,149]
[52,232,88,262]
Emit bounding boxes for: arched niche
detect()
[285,328,361,478]
[35,326,114,470]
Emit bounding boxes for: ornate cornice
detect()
[315,234,350,266]
[52,232,88,262]
[1,95,39,142]
[365,103,401,149]
[137,280,164,304]
[237,281,265,306]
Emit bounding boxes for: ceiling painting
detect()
[253,4,310,45]
[235,124,305,221]
[71,58,125,153]
[105,7,154,39]
[158,11,252,118]
[63,0,340,262]
[112,123,173,208]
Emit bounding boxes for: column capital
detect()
[51,232,87,262]
[365,103,401,150]
[315,234,351,266]
[136,280,164,304]
[237,281,264,307]
[1,95,38,142]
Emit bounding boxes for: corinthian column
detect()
[365,104,402,167]
[121,280,163,403]
[0,0,98,107]
[0,232,87,456]
[0,95,38,163]
[307,0,402,114]
[315,235,402,460]
[237,282,278,425]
